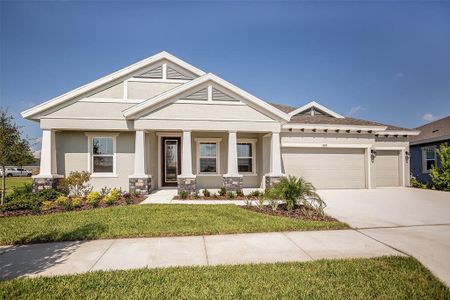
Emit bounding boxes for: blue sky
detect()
[1,1,449,149]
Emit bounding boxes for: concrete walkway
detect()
[0,229,402,280]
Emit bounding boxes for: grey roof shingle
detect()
[409,116,450,144]
[269,102,415,131]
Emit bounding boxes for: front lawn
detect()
[1,257,448,299]
[0,204,347,245]
[2,177,31,193]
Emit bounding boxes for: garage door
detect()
[281,147,366,189]
[375,150,400,187]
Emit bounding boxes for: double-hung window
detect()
[422,147,436,173]
[237,140,256,174]
[197,139,221,174]
[87,134,117,175]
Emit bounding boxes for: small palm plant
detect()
[265,175,326,215]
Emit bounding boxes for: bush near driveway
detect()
[1,257,448,299]
[0,204,347,245]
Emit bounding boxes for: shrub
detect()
[218,187,227,196]
[179,191,189,199]
[236,189,244,197]
[100,186,111,197]
[430,143,450,191]
[72,197,82,208]
[86,191,101,207]
[257,197,265,209]
[41,200,56,211]
[410,177,427,189]
[56,196,72,210]
[2,187,62,212]
[227,191,234,199]
[122,193,134,205]
[268,199,279,211]
[248,190,261,198]
[103,188,120,206]
[202,189,211,197]
[61,171,92,196]
[265,175,326,215]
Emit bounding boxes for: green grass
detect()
[1,257,448,299]
[2,177,31,192]
[0,204,347,245]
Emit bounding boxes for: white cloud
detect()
[348,105,364,117]
[422,113,438,122]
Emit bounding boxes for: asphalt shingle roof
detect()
[409,116,450,144]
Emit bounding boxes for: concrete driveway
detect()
[319,187,450,286]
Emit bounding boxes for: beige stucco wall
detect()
[88,82,124,99]
[127,82,181,100]
[55,131,135,191]
[44,102,134,119]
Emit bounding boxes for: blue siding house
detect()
[410,116,450,183]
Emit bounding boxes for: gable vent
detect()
[181,88,208,101]
[212,88,238,101]
[167,66,194,80]
[135,65,162,78]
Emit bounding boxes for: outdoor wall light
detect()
[370,149,377,162]
[405,151,410,162]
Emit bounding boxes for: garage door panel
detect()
[375,150,400,187]
[281,148,366,189]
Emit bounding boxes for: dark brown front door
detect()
[161,137,181,187]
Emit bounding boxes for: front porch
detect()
[130,129,284,194]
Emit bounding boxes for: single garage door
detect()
[375,150,400,187]
[282,147,366,189]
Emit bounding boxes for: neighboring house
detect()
[409,116,450,183]
[22,51,419,193]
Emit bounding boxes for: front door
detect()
[161,137,181,187]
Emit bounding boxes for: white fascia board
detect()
[123,73,291,122]
[283,123,387,132]
[21,51,205,119]
[288,101,344,119]
[374,130,421,136]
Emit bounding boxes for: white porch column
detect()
[180,130,194,177]
[131,130,150,178]
[225,130,241,177]
[269,131,283,176]
[38,129,58,177]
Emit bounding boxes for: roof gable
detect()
[123,73,291,122]
[288,101,344,118]
[21,51,205,119]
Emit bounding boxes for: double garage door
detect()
[282,147,401,189]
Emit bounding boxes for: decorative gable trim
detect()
[123,73,291,122]
[212,87,238,101]
[21,51,205,119]
[135,65,163,78]
[181,88,208,101]
[288,101,344,119]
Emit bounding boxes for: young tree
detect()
[430,143,450,191]
[0,108,35,204]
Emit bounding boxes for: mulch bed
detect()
[242,204,338,222]
[0,196,144,218]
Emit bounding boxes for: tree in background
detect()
[0,108,35,205]
[430,143,450,191]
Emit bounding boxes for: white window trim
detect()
[237,138,257,175]
[85,133,119,177]
[422,146,437,174]
[195,138,222,175]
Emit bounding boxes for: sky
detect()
[1,1,449,151]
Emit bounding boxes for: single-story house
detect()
[410,116,450,183]
[22,51,420,194]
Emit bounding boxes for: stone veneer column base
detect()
[32,177,62,193]
[223,176,243,191]
[177,177,196,194]
[129,177,152,195]
[265,176,282,189]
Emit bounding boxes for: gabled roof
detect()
[21,51,205,119]
[410,116,450,145]
[122,73,291,122]
[288,101,344,118]
[269,102,419,134]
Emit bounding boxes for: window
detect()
[422,147,436,173]
[196,138,221,174]
[238,140,256,174]
[87,135,117,175]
